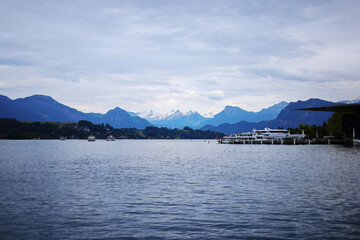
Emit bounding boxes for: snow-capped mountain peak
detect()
[185,111,195,116]
[350,96,360,103]
[136,109,187,121]
[166,110,184,120]
[200,111,217,118]
[338,96,360,104]
[136,110,164,121]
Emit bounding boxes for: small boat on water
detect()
[353,139,360,146]
[106,135,115,141]
[60,136,67,141]
[88,135,96,142]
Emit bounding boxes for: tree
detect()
[327,112,343,138]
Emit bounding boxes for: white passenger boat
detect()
[87,135,96,142]
[253,128,290,139]
[221,128,305,143]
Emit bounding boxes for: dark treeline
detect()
[287,112,344,139]
[288,123,328,139]
[0,119,225,139]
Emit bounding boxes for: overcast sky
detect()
[1,0,360,114]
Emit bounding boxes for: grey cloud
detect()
[0,0,336,73]
[243,67,351,83]
[243,68,311,82]
[208,95,225,101]
[0,58,31,67]
[1,0,360,112]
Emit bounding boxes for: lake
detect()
[0,140,359,239]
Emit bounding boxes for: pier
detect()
[219,102,360,146]
[217,127,353,145]
[218,137,346,145]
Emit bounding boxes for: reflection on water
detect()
[0,140,359,239]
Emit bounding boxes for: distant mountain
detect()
[127,111,138,117]
[96,107,152,129]
[204,106,251,127]
[256,101,289,121]
[146,110,209,129]
[338,96,360,104]
[0,94,90,122]
[2,94,344,132]
[202,101,288,127]
[136,110,166,121]
[352,97,360,103]
[201,121,268,135]
[0,94,153,129]
[271,98,336,128]
[133,101,287,129]
[201,111,217,118]
[201,99,337,134]
[135,102,288,129]
[163,110,184,120]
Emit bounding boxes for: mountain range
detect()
[201,98,338,134]
[202,101,288,127]
[338,96,360,104]
[1,94,358,132]
[137,110,209,129]
[0,95,152,129]
[135,101,288,129]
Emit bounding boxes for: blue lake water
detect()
[0,140,359,239]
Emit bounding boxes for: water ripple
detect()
[0,140,359,239]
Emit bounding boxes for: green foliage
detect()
[0,118,224,139]
[327,112,343,138]
[288,122,328,139]
[289,112,344,139]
